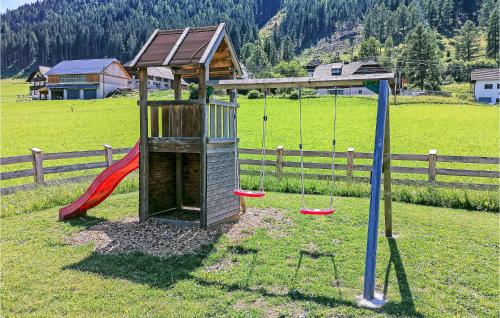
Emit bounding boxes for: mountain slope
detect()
[0,0,488,75]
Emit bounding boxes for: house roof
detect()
[46,58,118,75]
[26,65,51,82]
[129,23,241,78]
[470,68,500,82]
[312,60,390,78]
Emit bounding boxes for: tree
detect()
[272,60,307,78]
[281,36,294,61]
[359,37,381,60]
[400,24,442,90]
[455,20,481,61]
[439,0,455,32]
[486,7,499,59]
[245,43,271,77]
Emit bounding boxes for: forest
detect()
[1,0,499,89]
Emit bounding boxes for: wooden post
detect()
[138,67,149,222]
[383,90,393,238]
[276,146,284,176]
[199,66,208,228]
[428,149,438,183]
[30,148,44,183]
[347,147,355,178]
[228,86,245,214]
[103,144,113,166]
[174,74,183,211]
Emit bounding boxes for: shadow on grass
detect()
[64,244,215,290]
[383,237,423,317]
[63,229,422,316]
[66,215,108,229]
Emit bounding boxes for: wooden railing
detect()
[239,147,499,191]
[1,145,498,195]
[0,145,131,195]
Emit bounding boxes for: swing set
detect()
[233,88,339,216]
[129,23,395,306]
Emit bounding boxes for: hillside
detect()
[0,0,494,77]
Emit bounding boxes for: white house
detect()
[124,65,187,90]
[310,61,392,96]
[470,68,500,104]
[26,66,50,100]
[46,58,130,100]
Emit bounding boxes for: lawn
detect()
[1,189,498,317]
[1,80,499,316]
[1,79,498,156]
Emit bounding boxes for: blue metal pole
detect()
[363,80,389,300]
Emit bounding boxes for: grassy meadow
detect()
[1,80,499,316]
[1,80,498,156]
[2,188,499,317]
[1,79,499,211]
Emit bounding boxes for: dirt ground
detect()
[65,207,292,257]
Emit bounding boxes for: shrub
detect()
[288,90,300,100]
[188,83,198,99]
[247,89,261,99]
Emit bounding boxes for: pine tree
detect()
[486,7,499,59]
[439,0,455,32]
[455,20,481,61]
[400,24,442,90]
[359,37,381,60]
[281,36,294,61]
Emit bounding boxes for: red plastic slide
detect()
[59,141,140,220]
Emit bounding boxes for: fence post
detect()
[347,148,355,178]
[276,146,284,176]
[428,149,438,183]
[103,144,113,166]
[30,148,44,183]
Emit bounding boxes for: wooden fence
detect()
[1,145,498,195]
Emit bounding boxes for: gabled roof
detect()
[130,23,241,78]
[471,68,500,82]
[312,61,390,78]
[46,58,118,75]
[26,66,51,82]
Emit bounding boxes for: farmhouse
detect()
[124,64,188,90]
[46,58,130,100]
[308,60,391,96]
[470,68,500,104]
[26,66,51,100]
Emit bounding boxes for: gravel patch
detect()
[65,207,291,257]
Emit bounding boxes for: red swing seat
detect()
[300,208,335,215]
[233,189,265,198]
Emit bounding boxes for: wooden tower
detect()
[129,24,242,228]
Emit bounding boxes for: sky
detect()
[1,0,38,13]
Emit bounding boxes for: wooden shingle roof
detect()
[470,68,500,82]
[130,23,241,78]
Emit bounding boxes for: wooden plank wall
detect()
[182,153,201,207]
[205,142,240,227]
[148,152,176,214]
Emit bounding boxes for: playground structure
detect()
[59,23,394,304]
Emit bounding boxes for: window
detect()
[328,89,343,95]
[358,90,363,95]
[60,74,86,83]
[497,84,499,89]
[485,83,493,89]
[331,68,342,76]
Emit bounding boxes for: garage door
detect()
[83,89,97,100]
[51,89,64,100]
[67,89,80,100]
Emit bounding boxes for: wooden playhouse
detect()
[129,24,242,228]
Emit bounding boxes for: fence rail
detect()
[1,145,498,195]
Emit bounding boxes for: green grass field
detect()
[2,80,499,156]
[1,189,498,317]
[1,80,499,316]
